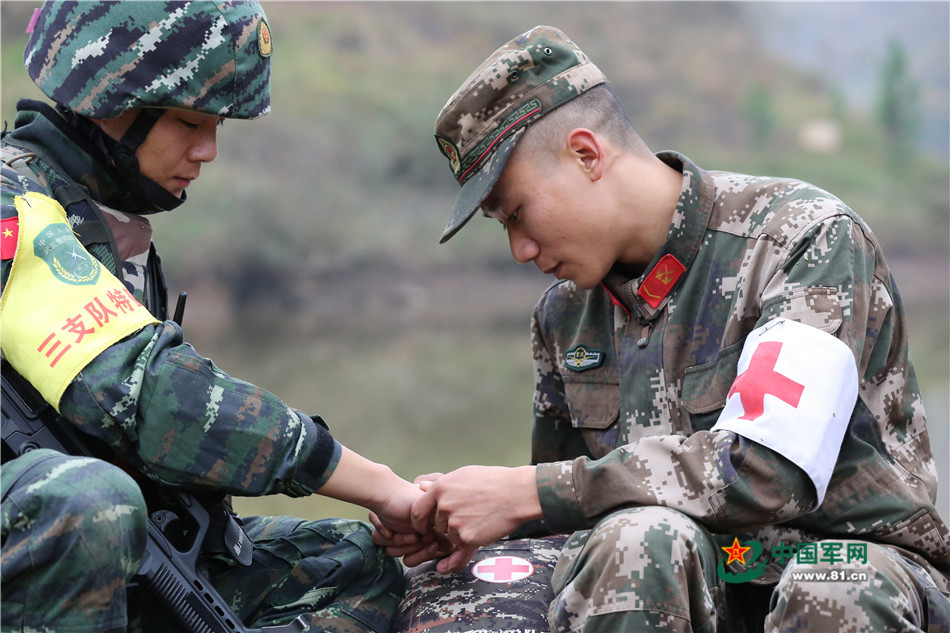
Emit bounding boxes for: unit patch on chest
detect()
[565,345,604,372]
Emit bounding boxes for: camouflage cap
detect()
[24,0,272,120]
[434,26,606,243]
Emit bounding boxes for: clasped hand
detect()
[370,465,541,574]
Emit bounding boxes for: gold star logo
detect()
[2,228,12,239]
[721,538,752,565]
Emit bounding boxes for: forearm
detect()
[536,430,816,534]
[59,322,338,497]
[318,446,403,511]
[320,446,425,534]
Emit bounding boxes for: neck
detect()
[614,152,683,268]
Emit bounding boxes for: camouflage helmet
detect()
[24,0,272,120]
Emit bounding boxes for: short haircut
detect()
[516,84,649,166]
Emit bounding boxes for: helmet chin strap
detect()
[111,108,160,179]
[112,109,186,214]
[56,105,185,213]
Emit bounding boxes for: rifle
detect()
[1,294,308,633]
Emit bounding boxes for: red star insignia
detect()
[721,537,752,565]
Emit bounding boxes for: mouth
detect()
[542,263,563,279]
[175,174,199,188]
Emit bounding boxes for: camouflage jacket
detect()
[1,100,340,496]
[532,151,950,588]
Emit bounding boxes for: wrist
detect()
[317,445,405,513]
[512,465,543,523]
[364,462,405,514]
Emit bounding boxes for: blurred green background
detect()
[3,1,947,521]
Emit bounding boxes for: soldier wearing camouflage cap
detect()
[375,26,950,632]
[1,3,424,631]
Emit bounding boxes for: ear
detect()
[566,128,605,181]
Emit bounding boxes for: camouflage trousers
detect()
[173,515,405,633]
[1,449,404,633]
[548,506,950,633]
[1,449,147,633]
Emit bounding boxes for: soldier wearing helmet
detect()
[1,3,423,631]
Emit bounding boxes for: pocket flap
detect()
[563,378,620,429]
[682,342,743,415]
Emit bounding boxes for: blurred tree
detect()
[877,38,921,169]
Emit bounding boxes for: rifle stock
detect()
[1,360,308,633]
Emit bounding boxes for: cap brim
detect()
[439,130,524,244]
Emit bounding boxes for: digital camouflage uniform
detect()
[432,26,950,633]
[1,3,401,632]
[530,152,950,632]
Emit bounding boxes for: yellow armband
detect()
[0,192,159,409]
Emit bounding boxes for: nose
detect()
[189,127,218,163]
[508,230,540,265]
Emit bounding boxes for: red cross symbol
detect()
[728,342,805,421]
[471,556,534,583]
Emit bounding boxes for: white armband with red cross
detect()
[712,318,858,505]
[0,192,159,409]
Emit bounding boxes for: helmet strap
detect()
[112,108,162,179]
[111,109,187,213]
[54,105,185,213]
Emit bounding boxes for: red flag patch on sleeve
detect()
[1,217,19,260]
[638,253,685,308]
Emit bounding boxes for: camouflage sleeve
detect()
[536,431,815,533]
[536,210,878,535]
[58,322,342,497]
[3,159,340,496]
[758,211,886,376]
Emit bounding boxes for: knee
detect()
[767,541,927,632]
[62,455,147,534]
[5,452,148,576]
[587,506,709,565]
[550,508,718,632]
[564,506,716,587]
[77,459,148,574]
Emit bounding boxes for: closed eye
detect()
[502,208,520,230]
[179,117,225,129]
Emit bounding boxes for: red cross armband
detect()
[711,318,859,505]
